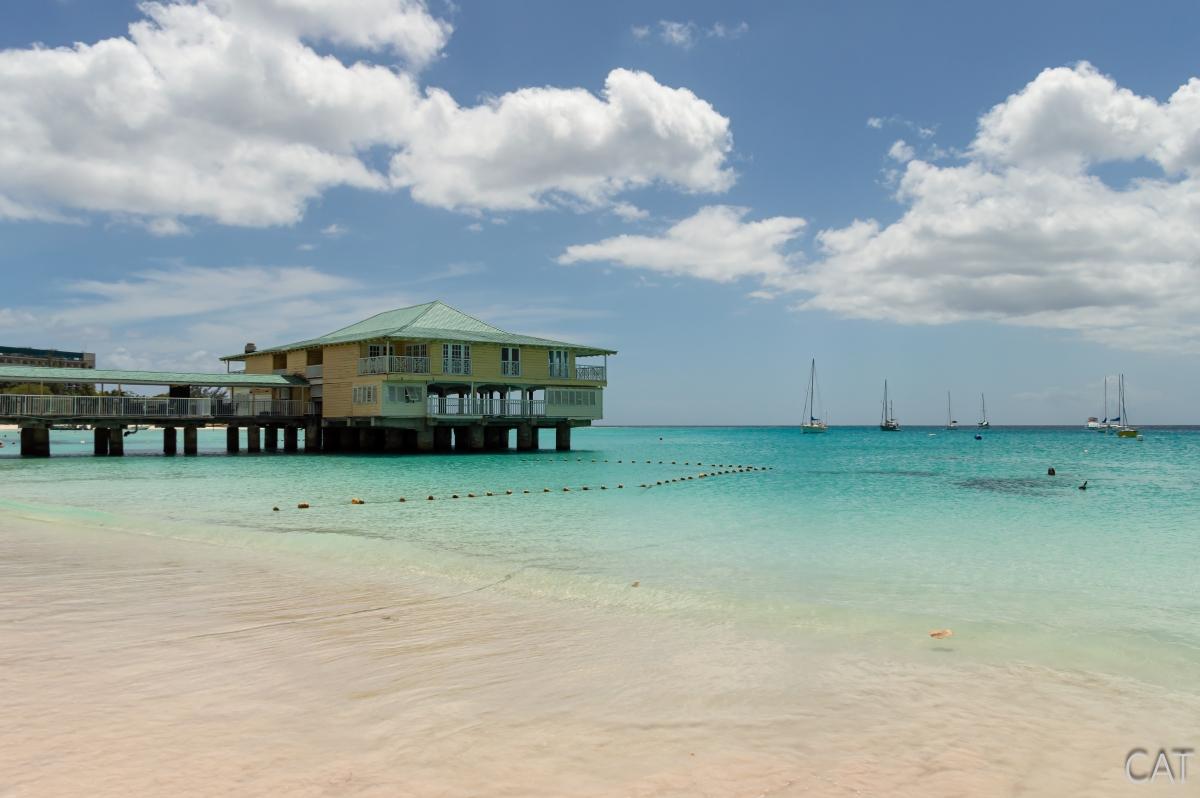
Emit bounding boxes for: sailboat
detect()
[1115,374,1139,438]
[880,380,900,431]
[1088,377,1110,431]
[946,391,958,429]
[977,393,990,428]
[800,359,827,433]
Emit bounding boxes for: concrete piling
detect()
[284,426,299,452]
[183,426,198,455]
[226,425,240,454]
[93,427,109,456]
[246,425,261,453]
[20,426,50,458]
[163,426,177,456]
[107,426,124,456]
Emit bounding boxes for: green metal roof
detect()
[222,300,617,360]
[0,365,306,388]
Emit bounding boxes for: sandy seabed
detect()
[1,516,1194,797]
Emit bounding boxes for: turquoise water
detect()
[3,424,1198,689]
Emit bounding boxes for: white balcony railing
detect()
[358,355,430,375]
[442,357,471,376]
[501,360,520,376]
[425,397,546,417]
[549,363,569,379]
[0,394,312,420]
[575,365,606,381]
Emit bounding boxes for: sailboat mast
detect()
[809,358,816,421]
[947,391,951,425]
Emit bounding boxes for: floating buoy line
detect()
[284,458,773,510]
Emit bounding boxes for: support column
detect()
[93,427,110,456]
[263,425,279,452]
[304,421,321,453]
[555,423,571,452]
[20,426,50,458]
[469,424,485,451]
[484,426,503,451]
[385,428,404,452]
[108,427,124,457]
[417,427,435,452]
[163,426,177,456]
[246,425,261,453]
[517,423,535,451]
[183,426,198,455]
[453,426,471,452]
[284,426,299,452]
[226,425,240,453]
[358,427,373,452]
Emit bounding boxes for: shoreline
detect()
[2,513,1195,796]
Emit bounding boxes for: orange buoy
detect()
[351,498,365,505]
[399,497,406,502]
[928,629,954,640]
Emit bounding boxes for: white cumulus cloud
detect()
[0,2,734,230]
[558,205,806,286]
[564,62,1200,353]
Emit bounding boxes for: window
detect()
[352,385,377,405]
[386,385,422,404]
[501,346,520,376]
[442,343,471,374]
[547,389,596,407]
[367,343,394,358]
[272,353,287,370]
[548,349,569,378]
[404,343,427,358]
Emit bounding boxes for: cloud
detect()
[638,20,748,49]
[866,117,884,129]
[887,139,915,162]
[658,21,698,49]
[0,2,733,230]
[611,201,649,221]
[389,68,733,211]
[800,62,1200,352]
[562,63,1200,353]
[558,205,806,286]
[0,265,412,372]
[320,222,347,237]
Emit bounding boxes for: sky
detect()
[2,0,1200,424]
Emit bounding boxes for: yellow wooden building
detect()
[221,301,614,452]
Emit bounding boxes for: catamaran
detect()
[1115,374,1139,438]
[977,393,990,428]
[946,391,958,429]
[880,380,900,431]
[801,358,827,433]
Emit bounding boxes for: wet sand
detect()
[1,516,1193,796]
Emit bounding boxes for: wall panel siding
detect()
[243,353,273,374]
[285,349,307,375]
[321,344,362,418]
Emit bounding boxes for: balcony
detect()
[305,364,323,380]
[575,365,606,381]
[426,396,546,417]
[442,357,471,376]
[501,360,520,377]
[358,355,430,376]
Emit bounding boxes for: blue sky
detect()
[2,1,1199,424]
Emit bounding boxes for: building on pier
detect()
[0,301,614,456]
[0,345,95,370]
[221,300,615,453]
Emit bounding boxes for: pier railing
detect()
[0,394,312,421]
[426,397,546,417]
[575,365,606,381]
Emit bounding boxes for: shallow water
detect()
[2,425,1198,794]
[2,425,1198,685]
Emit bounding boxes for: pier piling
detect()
[226,425,240,453]
[263,425,278,452]
[556,423,571,451]
[183,426,198,455]
[93,427,109,456]
[284,426,299,452]
[246,425,261,453]
[20,425,50,458]
[163,426,177,456]
[107,427,124,457]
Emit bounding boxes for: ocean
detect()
[2,424,1198,794]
